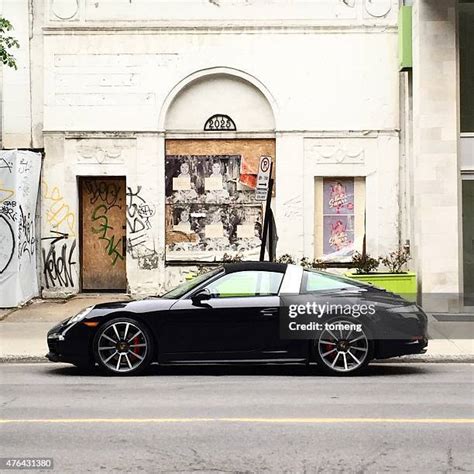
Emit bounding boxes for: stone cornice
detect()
[42,129,400,137]
[43,22,397,35]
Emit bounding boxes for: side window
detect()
[204,271,283,298]
[303,271,359,293]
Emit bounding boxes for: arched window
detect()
[204,114,237,131]
[163,71,275,132]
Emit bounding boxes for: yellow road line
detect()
[0,418,473,424]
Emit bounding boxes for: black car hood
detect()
[90,298,175,317]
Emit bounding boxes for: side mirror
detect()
[191,288,212,305]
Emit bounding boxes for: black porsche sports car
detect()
[47,262,428,376]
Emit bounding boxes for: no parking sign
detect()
[255,156,272,201]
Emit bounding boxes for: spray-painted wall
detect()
[40,134,164,298]
[0,151,42,307]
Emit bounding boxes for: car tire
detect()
[93,317,153,376]
[314,316,373,376]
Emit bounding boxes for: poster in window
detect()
[323,178,354,215]
[322,178,356,261]
[165,204,263,261]
[323,215,355,257]
[165,155,257,205]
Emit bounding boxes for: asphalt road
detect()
[1,362,473,473]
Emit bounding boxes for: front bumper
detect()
[46,351,72,363]
[46,319,95,365]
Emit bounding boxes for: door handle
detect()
[259,308,278,318]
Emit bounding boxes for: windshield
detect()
[160,268,222,299]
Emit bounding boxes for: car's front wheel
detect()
[93,317,153,376]
[314,318,373,376]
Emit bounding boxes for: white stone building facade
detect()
[0,0,471,310]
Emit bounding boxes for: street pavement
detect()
[1,362,473,473]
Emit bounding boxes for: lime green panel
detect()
[214,273,258,297]
[399,6,413,71]
[344,272,417,301]
[207,271,283,298]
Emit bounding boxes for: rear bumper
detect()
[375,337,428,359]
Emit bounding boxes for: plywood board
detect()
[81,177,127,290]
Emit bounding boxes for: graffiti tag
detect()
[18,205,35,260]
[42,181,76,237]
[126,186,158,269]
[42,239,77,289]
[0,215,15,274]
[0,201,17,222]
[85,180,122,211]
[92,204,124,266]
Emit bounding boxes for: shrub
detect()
[351,251,380,274]
[380,248,411,274]
[275,254,296,264]
[300,257,328,270]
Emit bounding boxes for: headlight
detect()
[68,307,93,325]
[387,304,420,313]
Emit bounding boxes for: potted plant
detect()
[345,248,417,301]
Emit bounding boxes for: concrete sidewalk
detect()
[0,294,131,361]
[0,294,473,362]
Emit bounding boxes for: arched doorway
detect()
[162,69,276,263]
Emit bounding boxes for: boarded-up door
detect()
[80,177,127,291]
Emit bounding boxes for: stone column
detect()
[412,0,462,310]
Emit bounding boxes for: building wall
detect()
[30,0,402,296]
[42,33,399,133]
[412,0,462,310]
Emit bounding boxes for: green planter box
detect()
[344,271,417,301]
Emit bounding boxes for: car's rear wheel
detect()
[93,317,153,376]
[314,318,373,376]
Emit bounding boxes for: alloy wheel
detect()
[317,321,369,373]
[97,321,148,373]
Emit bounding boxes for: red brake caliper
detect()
[324,338,336,360]
[133,336,140,355]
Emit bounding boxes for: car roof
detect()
[223,262,288,274]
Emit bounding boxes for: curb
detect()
[0,309,17,322]
[0,355,49,363]
[375,355,474,363]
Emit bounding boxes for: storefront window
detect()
[460,2,474,133]
[462,179,474,305]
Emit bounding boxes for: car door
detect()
[158,270,283,362]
